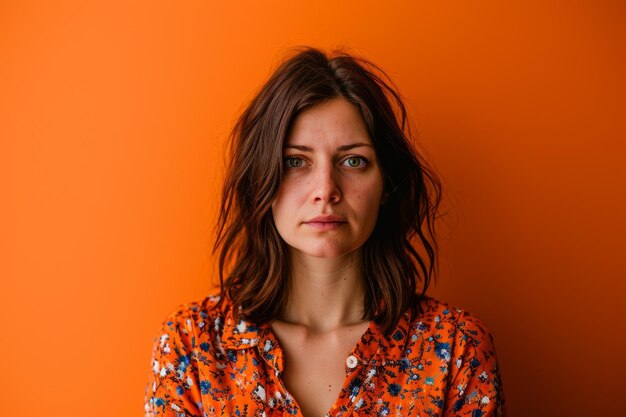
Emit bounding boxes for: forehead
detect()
[285,98,371,146]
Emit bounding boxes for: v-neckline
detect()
[259,318,380,417]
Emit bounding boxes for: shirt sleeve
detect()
[443,311,507,417]
[144,304,204,417]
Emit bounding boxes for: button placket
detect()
[343,347,382,413]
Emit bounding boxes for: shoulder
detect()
[413,296,494,337]
[152,291,230,353]
[165,287,230,318]
[145,292,229,415]
[158,291,223,326]
[408,296,499,359]
[411,298,507,413]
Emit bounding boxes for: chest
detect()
[198,321,450,416]
[279,338,354,416]
[269,322,370,417]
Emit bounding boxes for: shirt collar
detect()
[221,304,263,350]
[220,304,286,373]
[350,308,412,365]
[220,300,413,365]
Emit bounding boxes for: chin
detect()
[308,250,348,259]
[292,242,359,259]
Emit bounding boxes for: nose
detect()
[312,162,342,204]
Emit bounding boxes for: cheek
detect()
[355,179,384,226]
[271,183,303,224]
[353,177,384,207]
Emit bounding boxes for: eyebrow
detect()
[284,143,373,152]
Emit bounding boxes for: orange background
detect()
[1,1,624,416]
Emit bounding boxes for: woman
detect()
[144,46,507,417]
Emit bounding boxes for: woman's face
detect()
[271,97,385,259]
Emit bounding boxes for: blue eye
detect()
[343,156,368,168]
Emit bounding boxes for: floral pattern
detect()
[144,293,506,416]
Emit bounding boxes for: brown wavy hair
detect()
[213,46,442,335]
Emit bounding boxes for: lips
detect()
[303,215,348,231]
[304,215,347,223]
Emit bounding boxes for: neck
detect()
[277,248,367,333]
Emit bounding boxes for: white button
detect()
[346,355,358,369]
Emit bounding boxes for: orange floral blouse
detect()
[144,293,507,416]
